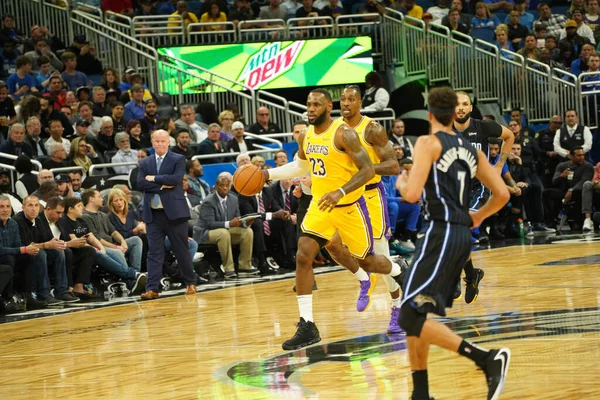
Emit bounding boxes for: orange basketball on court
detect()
[233,164,265,196]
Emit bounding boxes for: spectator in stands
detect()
[585,0,600,42]
[37,170,54,185]
[24,25,65,55]
[582,161,600,232]
[472,2,500,30]
[559,16,594,55]
[71,119,94,143]
[581,53,600,94]
[510,108,535,136]
[185,159,211,200]
[193,173,257,279]
[534,3,566,38]
[43,144,70,169]
[157,116,178,146]
[69,171,83,198]
[123,84,146,121]
[0,169,23,214]
[196,101,219,125]
[553,109,593,160]
[92,116,116,154]
[236,153,251,167]
[66,35,103,76]
[60,52,90,91]
[24,38,63,74]
[158,0,179,14]
[44,76,67,110]
[567,0,586,19]
[76,87,91,103]
[218,110,235,138]
[70,137,100,174]
[127,120,151,150]
[391,0,423,19]
[0,39,19,81]
[359,0,387,21]
[55,175,75,199]
[570,43,596,75]
[427,0,450,22]
[362,71,389,112]
[443,8,469,33]
[65,90,77,108]
[102,0,134,16]
[135,0,160,17]
[505,0,533,29]
[92,86,110,118]
[227,121,256,153]
[106,188,147,266]
[0,15,25,44]
[393,144,406,163]
[518,34,543,60]
[112,132,138,174]
[118,67,136,93]
[0,123,33,160]
[252,155,265,169]
[388,119,413,158]
[246,106,282,134]
[14,156,39,200]
[171,129,195,159]
[229,0,258,27]
[31,180,58,208]
[259,0,288,27]
[200,0,229,31]
[35,59,55,93]
[281,0,302,18]
[198,123,227,164]
[40,197,96,301]
[494,24,514,51]
[100,67,121,98]
[274,150,288,167]
[319,0,344,18]
[0,81,15,140]
[169,1,200,32]
[544,147,594,229]
[482,0,513,12]
[7,56,37,101]
[111,102,128,133]
[507,9,529,49]
[61,105,74,124]
[59,196,146,294]
[176,104,208,143]
[139,99,158,136]
[44,119,71,154]
[0,195,46,309]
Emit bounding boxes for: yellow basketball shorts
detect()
[365,182,392,241]
[301,196,374,259]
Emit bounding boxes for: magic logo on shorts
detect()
[239,41,305,89]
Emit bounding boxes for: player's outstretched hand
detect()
[318,189,344,212]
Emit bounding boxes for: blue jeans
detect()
[125,236,143,272]
[95,248,137,280]
[165,237,198,260]
[36,249,68,299]
[388,197,421,233]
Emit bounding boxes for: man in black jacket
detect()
[0,123,33,164]
[269,178,298,271]
[227,121,256,153]
[197,123,227,164]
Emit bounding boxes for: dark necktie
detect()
[258,193,270,236]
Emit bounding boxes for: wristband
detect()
[338,188,346,197]
[23,246,27,254]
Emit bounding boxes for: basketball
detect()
[233,164,265,196]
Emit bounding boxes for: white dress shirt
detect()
[112,149,139,174]
[553,124,593,158]
[44,136,71,154]
[362,86,390,112]
[256,192,273,220]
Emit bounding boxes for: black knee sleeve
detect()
[398,301,427,337]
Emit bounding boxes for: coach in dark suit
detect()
[137,130,197,300]
[193,173,258,279]
[239,186,288,274]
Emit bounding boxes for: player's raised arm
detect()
[471,150,510,228]
[365,121,401,176]
[396,135,442,203]
[265,131,310,181]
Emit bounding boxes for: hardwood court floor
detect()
[1,238,600,399]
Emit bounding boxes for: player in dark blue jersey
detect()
[452,92,514,304]
[396,87,511,400]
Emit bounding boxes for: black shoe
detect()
[464,268,485,304]
[282,317,321,350]
[454,279,462,301]
[477,232,489,244]
[130,274,147,295]
[489,227,505,240]
[1,299,24,314]
[481,348,511,400]
[25,294,48,310]
[259,265,278,276]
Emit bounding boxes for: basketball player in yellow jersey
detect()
[324,85,407,334]
[263,89,405,350]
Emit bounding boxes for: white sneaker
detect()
[399,239,416,251]
[583,218,593,233]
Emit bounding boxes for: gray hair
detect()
[236,153,250,164]
[151,129,169,139]
[179,104,195,113]
[9,123,25,134]
[51,143,64,155]
[216,171,232,185]
[100,116,113,127]
[207,122,221,131]
[114,131,130,145]
[26,116,40,125]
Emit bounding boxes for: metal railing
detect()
[50,166,86,175]
[287,16,335,39]
[0,152,43,171]
[89,162,136,176]
[578,71,600,131]
[239,19,287,42]
[132,15,186,47]
[187,22,237,44]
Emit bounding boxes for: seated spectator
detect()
[218,110,235,139]
[24,38,63,74]
[0,170,23,214]
[559,20,591,68]
[40,197,97,301]
[157,116,178,146]
[228,121,256,153]
[534,3,566,39]
[443,7,469,34]
[55,174,76,199]
[75,101,102,136]
[185,159,211,200]
[60,52,91,91]
[66,35,103,76]
[61,105,74,124]
[44,118,71,154]
[494,24,514,52]
[585,0,600,42]
[171,129,195,159]
[553,109,593,160]
[246,106,282,134]
[139,99,158,136]
[570,43,596,76]
[507,9,529,49]
[135,0,159,17]
[193,173,258,279]
[504,0,533,30]
[176,104,208,143]
[92,86,111,117]
[362,72,390,112]
[252,155,265,169]
[274,149,288,167]
[472,2,500,30]
[70,137,101,174]
[91,116,116,154]
[69,170,84,198]
[127,120,151,150]
[37,169,55,186]
[32,180,58,208]
[427,0,450,22]
[43,144,71,169]
[7,56,37,101]
[510,108,535,136]
[102,0,134,16]
[0,15,25,45]
[229,0,258,27]
[260,0,288,27]
[65,90,77,108]
[119,73,155,104]
[559,11,595,45]
[158,0,179,14]
[198,123,227,164]
[100,67,121,98]
[582,161,600,232]
[0,123,33,160]
[112,132,138,174]
[111,102,128,133]
[281,0,302,18]
[391,0,423,19]
[43,76,66,110]
[518,34,543,60]
[59,196,146,295]
[123,84,146,121]
[482,0,513,12]
[201,1,228,31]
[0,39,19,81]
[360,0,387,21]
[0,80,16,139]
[70,119,94,142]
[76,86,91,103]
[169,1,199,32]
[14,155,39,200]
[236,153,251,167]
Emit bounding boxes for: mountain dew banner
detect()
[158,37,373,93]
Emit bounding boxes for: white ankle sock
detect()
[390,262,401,277]
[297,295,314,322]
[392,297,402,308]
[353,267,369,281]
